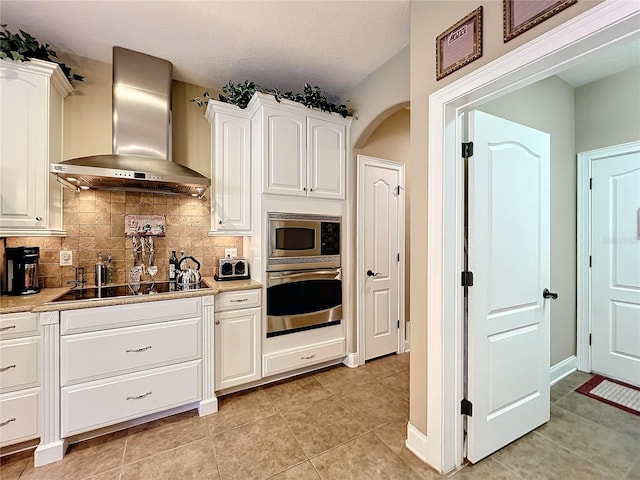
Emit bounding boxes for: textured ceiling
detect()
[0,0,410,100]
[557,38,640,87]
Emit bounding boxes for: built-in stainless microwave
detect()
[267,212,341,271]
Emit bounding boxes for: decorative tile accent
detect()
[5,190,242,288]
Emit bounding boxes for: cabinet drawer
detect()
[0,389,39,447]
[0,312,38,340]
[61,297,202,335]
[0,337,39,393]
[61,360,202,437]
[215,289,261,312]
[263,337,344,377]
[61,318,201,386]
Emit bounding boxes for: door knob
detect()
[543,288,558,299]
[366,269,381,277]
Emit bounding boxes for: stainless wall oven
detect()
[267,212,340,271]
[267,268,342,337]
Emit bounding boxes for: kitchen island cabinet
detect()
[0,59,71,237]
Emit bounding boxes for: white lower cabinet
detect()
[61,360,201,437]
[263,337,345,377]
[0,312,40,448]
[58,299,205,436]
[0,389,39,447]
[214,290,261,390]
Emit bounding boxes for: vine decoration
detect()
[191,80,352,118]
[0,25,84,84]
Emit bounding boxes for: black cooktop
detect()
[48,280,210,304]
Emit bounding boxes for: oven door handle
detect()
[268,268,342,282]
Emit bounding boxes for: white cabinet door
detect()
[0,59,70,236]
[263,108,307,196]
[308,117,346,200]
[211,112,252,233]
[215,307,260,390]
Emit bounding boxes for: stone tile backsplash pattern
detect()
[6,190,242,288]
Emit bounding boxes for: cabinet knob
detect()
[35,216,43,221]
[215,320,220,325]
[218,220,223,225]
[303,187,306,191]
[309,188,313,192]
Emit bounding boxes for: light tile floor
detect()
[2,353,639,479]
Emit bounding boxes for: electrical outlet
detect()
[60,250,73,266]
[224,247,237,258]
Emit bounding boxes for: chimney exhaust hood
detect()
[51,47,210,197]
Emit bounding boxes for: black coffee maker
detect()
[6,247,40,295]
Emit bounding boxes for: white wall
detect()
[576,65,640,152]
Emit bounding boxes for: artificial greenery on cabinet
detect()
[192,80,352,118]
[0,25,84,84]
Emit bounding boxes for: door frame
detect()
[356,154,406,365]
[576,140,640,373]
[417,3,640,474]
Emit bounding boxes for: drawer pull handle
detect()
[0,325,16,331]
[126,391,152,400]
[126,346,152,353]
[301,354,316,360]
[0,364,16,372]
[230,298,249,303]
[0,417,16,427]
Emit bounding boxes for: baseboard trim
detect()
[34,439,68,467]
[405,421,428,463]
[342,353,359,368]
[404,339,410,352]
[198,398,218,416]
[550,355,577,385]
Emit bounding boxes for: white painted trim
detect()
[576,140,640,374]
[404,321,411,352]
[405,421,429,463]
[576,150,592,373]
[34,439,68,467]
[550,356,577,385]
[427,2,640,473]
[197,398,218,416]
[356,155,406,364]
[342,352,359,368]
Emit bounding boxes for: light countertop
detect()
[1,277,262,315]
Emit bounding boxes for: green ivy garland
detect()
[192,81,352,118]
[0,25,84,84]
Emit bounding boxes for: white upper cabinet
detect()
[263,108,307,196]
[205,102,252,234]
[253,93,350,200]
[307,117,347,200]
[0,59,72,236]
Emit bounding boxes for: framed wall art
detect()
[504,0,577,42]
[436,7,483,81]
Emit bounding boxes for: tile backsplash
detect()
[5,190,242,288]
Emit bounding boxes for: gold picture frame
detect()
[436,7,483,81]
[504,0,577,42]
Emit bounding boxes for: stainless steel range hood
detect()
[51,47,210,197]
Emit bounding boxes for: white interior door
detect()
[358,156,404,361]
[467,110,551,463]
[591,144,640,386]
